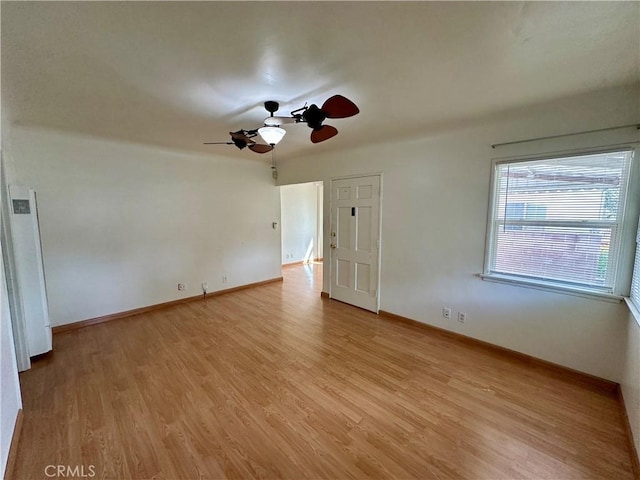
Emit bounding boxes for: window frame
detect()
[482,147,636,301]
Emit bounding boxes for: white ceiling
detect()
[2,1,639,160]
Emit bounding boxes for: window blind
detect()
[487,150,633,292]
[631,223,640,307]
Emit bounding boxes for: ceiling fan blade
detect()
[310,125,338,143]
[321,95,359,118]
[203,142,233,145]
[249,144,274,154]
[230,131,255,144]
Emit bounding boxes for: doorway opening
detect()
[280,181,324,293]
[279,181,323,267]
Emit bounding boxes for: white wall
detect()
[277,84,640,382]
[1,244,22,479]
[8,126,282,327]
[280,182,320,264]
[621,308,640,461]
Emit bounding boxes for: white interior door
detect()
[329,175,381,312]
[9,186,52,357]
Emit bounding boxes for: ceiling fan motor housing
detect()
[231,137,247,149]
[303,104,327,130]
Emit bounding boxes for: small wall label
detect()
[12,199,30,214]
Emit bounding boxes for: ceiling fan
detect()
[204,94,359,153]
[204,130,273,154]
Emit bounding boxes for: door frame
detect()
[328,172,383,312]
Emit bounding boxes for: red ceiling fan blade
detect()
[249,144,274,154]
[311,125,338,143]
[321,95,359,119]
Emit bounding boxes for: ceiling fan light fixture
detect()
[258,126,286,145]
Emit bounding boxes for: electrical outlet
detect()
[177,283,186,291]
[443,307,451,319]
[458,312,466,323]
[222,275,228,284]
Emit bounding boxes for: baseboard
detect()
[3,409,23,480]
[52,277,283,335]
[617,385,640,477]
[320,291,330,298]
[283,260,323,268]
[282,261,305,268]
[378,310,617,394]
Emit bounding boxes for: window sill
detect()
[479,273,623,303]
[624,297,640,327]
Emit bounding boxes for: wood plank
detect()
[378,309,617,394]
[617,384,640,478]
[52,277,283,334]
[3,409,23,480]
[282,261,305,268]
[14,265,635,479]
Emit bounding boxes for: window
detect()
[504,202,524,230]
[631,221,640,309]
[484,149,634,295]
[504,202,548,231]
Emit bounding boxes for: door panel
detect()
[356,206,372,251]
[356,263,371,293]
[337,260,350,287]
[357,185,373,199]
[338,186,352,200]
[337,207,351,248]
[329,175,381,312]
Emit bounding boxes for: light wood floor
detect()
[13,264,635,479]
